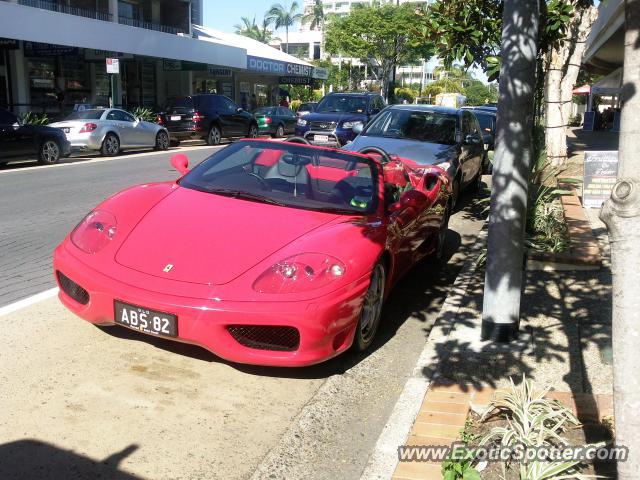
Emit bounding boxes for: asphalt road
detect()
[0,147,486,480]
[0,145,224,307]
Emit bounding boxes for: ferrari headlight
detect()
[253,253,346,294]
[342,121,363,129]
[71,210,117,254]
[297,118,308,127]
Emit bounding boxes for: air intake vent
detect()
[227,325,300,351]
[57,271,90,305]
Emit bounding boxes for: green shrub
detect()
[19,112,49,125]
[130,107,157,123]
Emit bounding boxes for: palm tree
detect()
[234,15,278,44]
[267,2,303,54]
[303,0,325,31]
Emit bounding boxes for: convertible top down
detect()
[54,139,452,366]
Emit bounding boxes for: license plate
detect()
[170,115,181,121]
[314,134,329,143]
[114,300,177,337]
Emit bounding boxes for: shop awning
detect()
[573,85,591,94]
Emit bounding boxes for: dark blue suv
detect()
[294,92,386,146]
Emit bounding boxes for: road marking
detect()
[0,287,59,318]
[0,145,223,176]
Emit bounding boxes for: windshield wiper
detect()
[204,187,286,207]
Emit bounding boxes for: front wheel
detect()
[101,133,120,157]
[352,262,386,352]
[155,131,169,151]
[273,124,285,138]
[39,139,61,165]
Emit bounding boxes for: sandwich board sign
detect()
[106,58,120,74]
[582,150,618,208]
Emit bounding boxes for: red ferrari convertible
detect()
[53,139,451,366]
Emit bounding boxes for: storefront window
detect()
[255,84,269,107]
[27,58,57,111]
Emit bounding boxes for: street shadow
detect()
[0,440,141,480]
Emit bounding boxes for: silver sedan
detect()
[50,108,169,156]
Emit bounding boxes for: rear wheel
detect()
[155,131,169,151]
[352,262,386,352]
[274,124,285,138]
[39,139,61,165]
[101,133,120,157]
[248,123,258,138]
[207,125,221,145]
[434,202,450,261]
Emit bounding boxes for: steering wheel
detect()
[245,172,271,191]
[284,136,311,145]
[358,146,392,165]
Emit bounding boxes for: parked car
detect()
[294,92,386,146]
[0,108,71,165]
[464,107,497,151]
[343,105,485,206]
[253,106,297,137]
[296,102,318,117]
[50,108,169,157]
[157,94,258,146]
[53,139,451,366]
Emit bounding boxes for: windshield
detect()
[316,95,367,114]
[180,140,378,215]
[298,103,316,112]
[65,110,104,120]
[362,109,458,145]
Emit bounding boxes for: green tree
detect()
[234,16,278,43]
[267,2,303,54]
[463,79,498,105]
[324,3,433,99]
[303,0,326,31]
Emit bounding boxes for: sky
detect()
[203,0,277,33]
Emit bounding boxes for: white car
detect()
[50,108,169,156]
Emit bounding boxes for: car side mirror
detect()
[171,153,189,175]
[352,123,364,134]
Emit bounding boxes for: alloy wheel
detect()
[40,140,60,164]
[359,263,386,345]
[105,135,119,155]
[276,125,284,138]
[208,126,221,145]
[249,125,258,138]
[156,131,169,150]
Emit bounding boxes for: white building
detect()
[0,0,317,115]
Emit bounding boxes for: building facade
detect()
[0,0,316,116]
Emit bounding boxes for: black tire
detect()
[273,124,285,138]
[352,262,386,352]
[38,139,61,165]
[451,176,461,210]
[433,202,450,261]
[481,151,491,174]
[248,123,258,138]
[155,130,169,151]
[206,125,221,146]
[169,138,181,147]
[475,169,485,197]
[101,133,120,157]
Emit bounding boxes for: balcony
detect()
[16,0,112,21]
[3,0,188,36]
[118,16,185,35]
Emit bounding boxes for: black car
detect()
[295,92,386,146]
[157,94,258,146]
[464,107,497,150]
[344,105,486,206]
[0,108,71,165]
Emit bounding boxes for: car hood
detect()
[21,124,66,136]
[344,135,458,166]
[303,112,367,124]
[115,187,338,285]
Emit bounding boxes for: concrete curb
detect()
[359,226,487,480]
